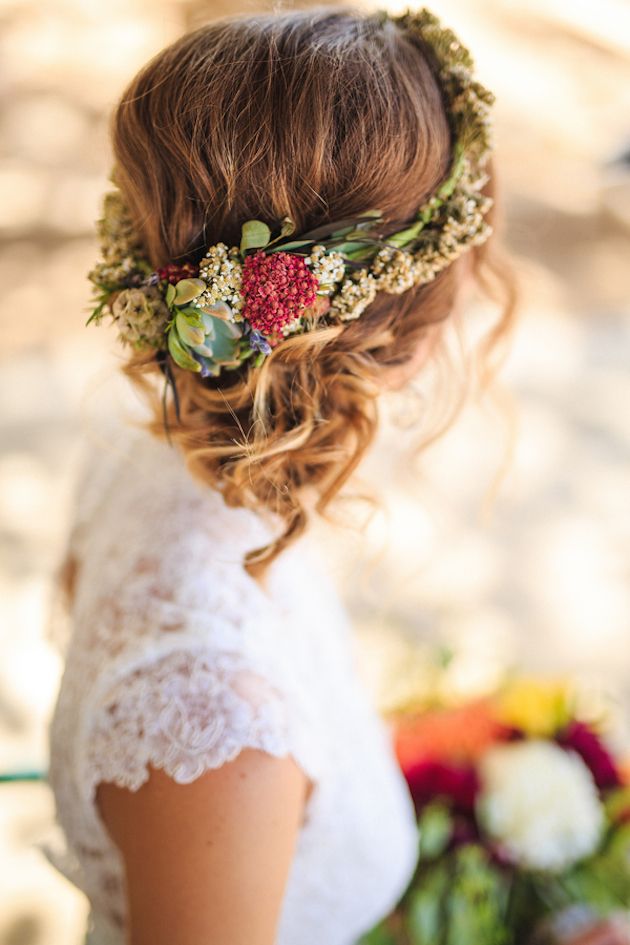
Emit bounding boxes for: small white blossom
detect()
[197,243,244,316]
[328,272,377,321]
[306,245,346,289]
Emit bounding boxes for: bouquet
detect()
[360,677,630,945]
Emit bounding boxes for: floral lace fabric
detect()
[38,421,419,945]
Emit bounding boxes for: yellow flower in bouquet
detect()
[495,676,574,737]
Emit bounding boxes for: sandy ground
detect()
[0,0,629,941]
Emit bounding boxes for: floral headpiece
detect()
[87,8,495,391]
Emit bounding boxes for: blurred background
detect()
[0,0,629,941]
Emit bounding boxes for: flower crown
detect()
[87,7,495,385]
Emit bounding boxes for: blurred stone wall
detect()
[0,1,629,943]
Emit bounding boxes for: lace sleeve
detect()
[84,644,322,799]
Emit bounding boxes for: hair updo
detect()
[112,5,519,577]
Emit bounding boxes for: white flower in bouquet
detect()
[477,740,604,871]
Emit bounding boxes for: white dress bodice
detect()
[40,420,419,945]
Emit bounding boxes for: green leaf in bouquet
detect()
[559,868,619,914]
[445,846,511,945]
[605,819,630,865]
[561,821,630,911]
[407,860,451,945]
[418,804,454,862]
[505,872,551,943]
[528,871,572,914]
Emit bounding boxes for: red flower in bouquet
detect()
[557,721,621,791]
[404,758,480,816]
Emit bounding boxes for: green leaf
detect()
[560,821,630,911]
[266,239,314,253]
[191,341,214,357]
[240,219,271,253]
[173,278,205,305]
[445,846,510,945]
[167,326,201,372]
[407,861,451,944]
[175,311,205,346]
[436,146,466,201]
[264,216,297,249]
[279,217,296,237]
[333,240,376,256]
[165,284,176,306]
[176,306,204,324]
[195,300,233,320]
[386,219,428,248]
[418,805,453,861]
[192,315,242,366]
[85,300,106,326]
[199,313,217,340]
[299,210,383,243]
[343,245,380,262]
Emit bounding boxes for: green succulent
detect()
[165,279,245,377]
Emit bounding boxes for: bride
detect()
[41,6,527,944]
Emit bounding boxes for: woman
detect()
[41,6,525,944]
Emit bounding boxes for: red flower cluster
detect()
[557,721,621,791]
[403,759,480,816]
[241,250,318,335]
[157,262,199,284]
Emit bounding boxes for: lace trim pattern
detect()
[85,647,318,792]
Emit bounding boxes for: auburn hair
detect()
[110,5,519,578]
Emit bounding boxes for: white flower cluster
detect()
[371,246,417,293]
[197,243,244,317]
[306,245,346,290]
[329,272,378,321]
[477,741,604,872]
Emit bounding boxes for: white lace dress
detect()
[39,421,419,945]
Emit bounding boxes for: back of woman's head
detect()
[110,5,518,576]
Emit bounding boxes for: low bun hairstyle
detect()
[111,5,519,577]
